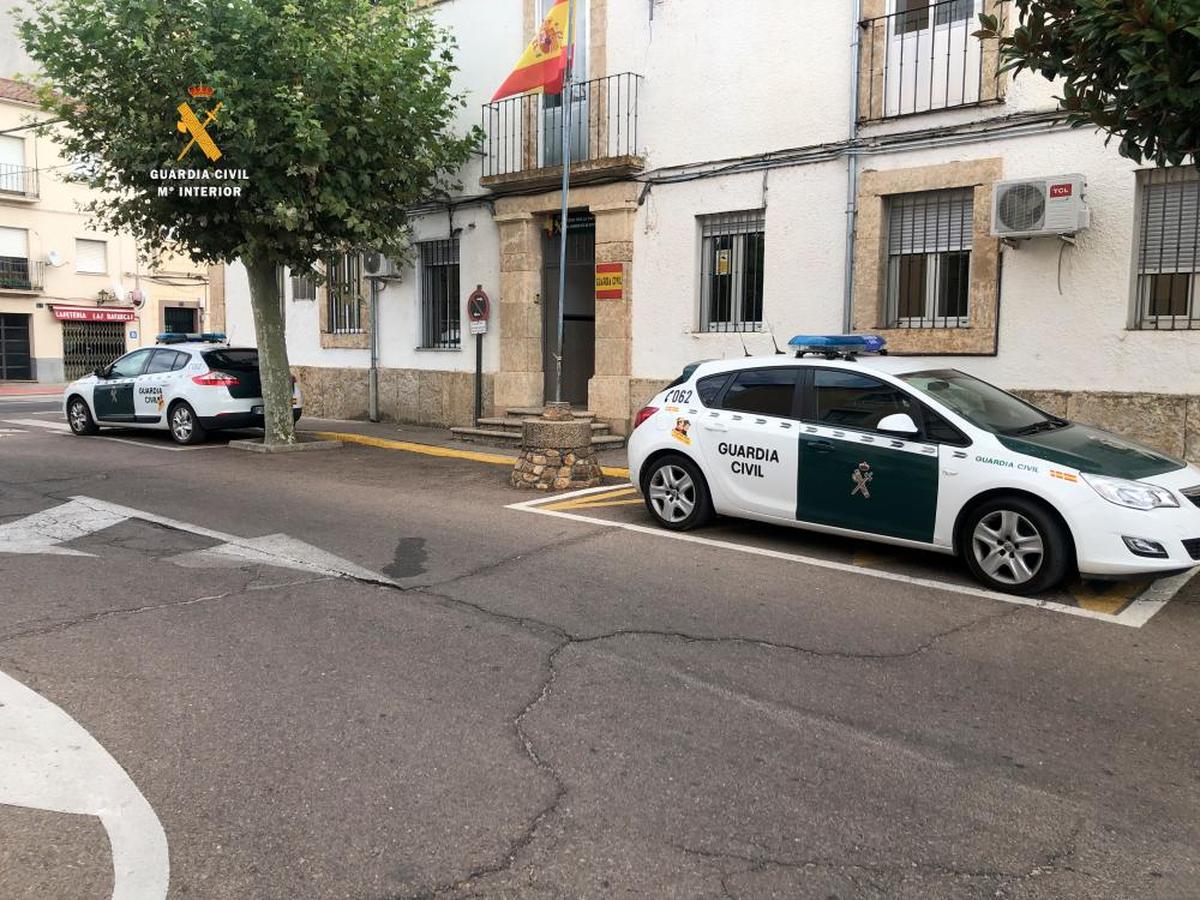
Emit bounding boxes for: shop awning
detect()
[50,305,137,323]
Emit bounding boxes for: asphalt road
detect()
[1,406,1199,899]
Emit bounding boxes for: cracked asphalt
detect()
[1,409,1199,899]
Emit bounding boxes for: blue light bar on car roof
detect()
[788,334,886,356]
[156,332,228,344]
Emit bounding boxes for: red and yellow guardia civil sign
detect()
[149,85,247,199]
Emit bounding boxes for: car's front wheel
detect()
[66,396,99,435]
[642,454,714,531]
[961,496,1072,595]
[168,401,207,445]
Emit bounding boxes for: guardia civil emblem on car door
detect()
[850,461,873,499]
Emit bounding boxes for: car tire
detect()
[641,454,714,531]
[168,401,207,445]
[66,396,99,435]
[961,496,1072,595]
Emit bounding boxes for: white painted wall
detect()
[631,123,1199,397]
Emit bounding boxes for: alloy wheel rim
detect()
[648,465,696,523]
[69,402,87,432]
[972,509,1045,585]
[172,408,192,440]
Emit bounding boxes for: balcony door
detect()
[885,0,981,117]
[0,226,31,290]
[540,0,588,167]
[0,136,25,195]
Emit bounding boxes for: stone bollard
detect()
[510,401,603,491]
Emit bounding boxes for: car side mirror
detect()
[877,413,919,437]
[93,366,108,378]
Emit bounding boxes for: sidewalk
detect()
[299,416,630,477]
[0,383,65,397]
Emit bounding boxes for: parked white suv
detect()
[63,333,302,444]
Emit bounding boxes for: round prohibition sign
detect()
[466,285,490,323]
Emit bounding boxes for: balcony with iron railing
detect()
[0,163,40,200]
[480,71,643,192]
[858,0,1006,123]
[0,258,44,292]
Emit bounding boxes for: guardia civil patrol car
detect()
[627,335,1200,595]
[63,333,302,445]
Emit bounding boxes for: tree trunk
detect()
[244,255,296,446]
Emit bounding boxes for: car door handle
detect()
[703,423,728,433]
[808,439,836,453]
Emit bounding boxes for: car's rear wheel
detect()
[168,401,207,445]
[66,396,99,435]
[642,454,713,531]
[962,496,1071,595]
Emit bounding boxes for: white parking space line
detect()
[508,485,1188,628]
[0,669,170,899]
[4,417,70,431]
[3,418,224,451]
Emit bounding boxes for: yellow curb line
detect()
[308,430,630,479]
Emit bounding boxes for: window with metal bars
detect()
[1134,168,1200,329]
[699,211,765,333]
[419,239,460,349]
[885,188,973,328]
[325,253,363,333]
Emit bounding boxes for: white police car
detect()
[63,333,302,445]
[627,335,1200,595]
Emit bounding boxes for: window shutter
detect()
[1139,175,1200,275]
[76,239,107,273]
[0,226,29,258]
[888,189,973,255]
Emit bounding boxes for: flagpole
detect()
[553,0,575,405]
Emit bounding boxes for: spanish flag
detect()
[491,0,572,102]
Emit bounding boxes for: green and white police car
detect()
[626,335,1200,595]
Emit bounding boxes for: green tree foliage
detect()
[976,1,1200,166]
[19,0,478,443]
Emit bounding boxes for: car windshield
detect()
[898,369,1067,436]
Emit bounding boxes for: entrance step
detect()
[449,423,625,451]
[477,416,611,435]
[505,407,597,419]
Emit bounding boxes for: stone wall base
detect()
[627,379,1200,465]
[293,365,494,429]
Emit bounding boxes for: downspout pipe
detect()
[368,277,380,422]
[843,0,863,333]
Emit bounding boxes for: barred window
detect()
[699,210,765,333]
[291,268,316,302]
[1135,168,1199,329]
[896,0,974,35]
[325,253,363,333]
[419,239,460,349]
[886,188,972,328]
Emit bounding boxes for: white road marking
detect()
[4,417,70,431]
[0,499,130,557]
[508,485,1185,628]
[0,496,394,584]
[49,431,222,452]
[0,669,169,899]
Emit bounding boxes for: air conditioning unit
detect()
[362,251,400,279]
[991,174,1090,239]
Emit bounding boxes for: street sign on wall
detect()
[595,263,623,300]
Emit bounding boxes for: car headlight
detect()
[1080,473,1179,510]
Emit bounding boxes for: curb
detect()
[229,437,343,454]
[307,429,630,479]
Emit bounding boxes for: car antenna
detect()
[737,331,752,357]
[765,320,786,355]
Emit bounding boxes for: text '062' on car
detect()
[63,333,302,445]
[627,335,1200,595]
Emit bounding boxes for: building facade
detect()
[222,0,1200,460]
[0,78,214,383]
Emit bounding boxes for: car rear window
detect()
[203,349,259,370]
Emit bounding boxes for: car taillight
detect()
[192,371,240,386]
[633,406,659,430]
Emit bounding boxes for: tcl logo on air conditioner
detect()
[991,174,1090,238]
